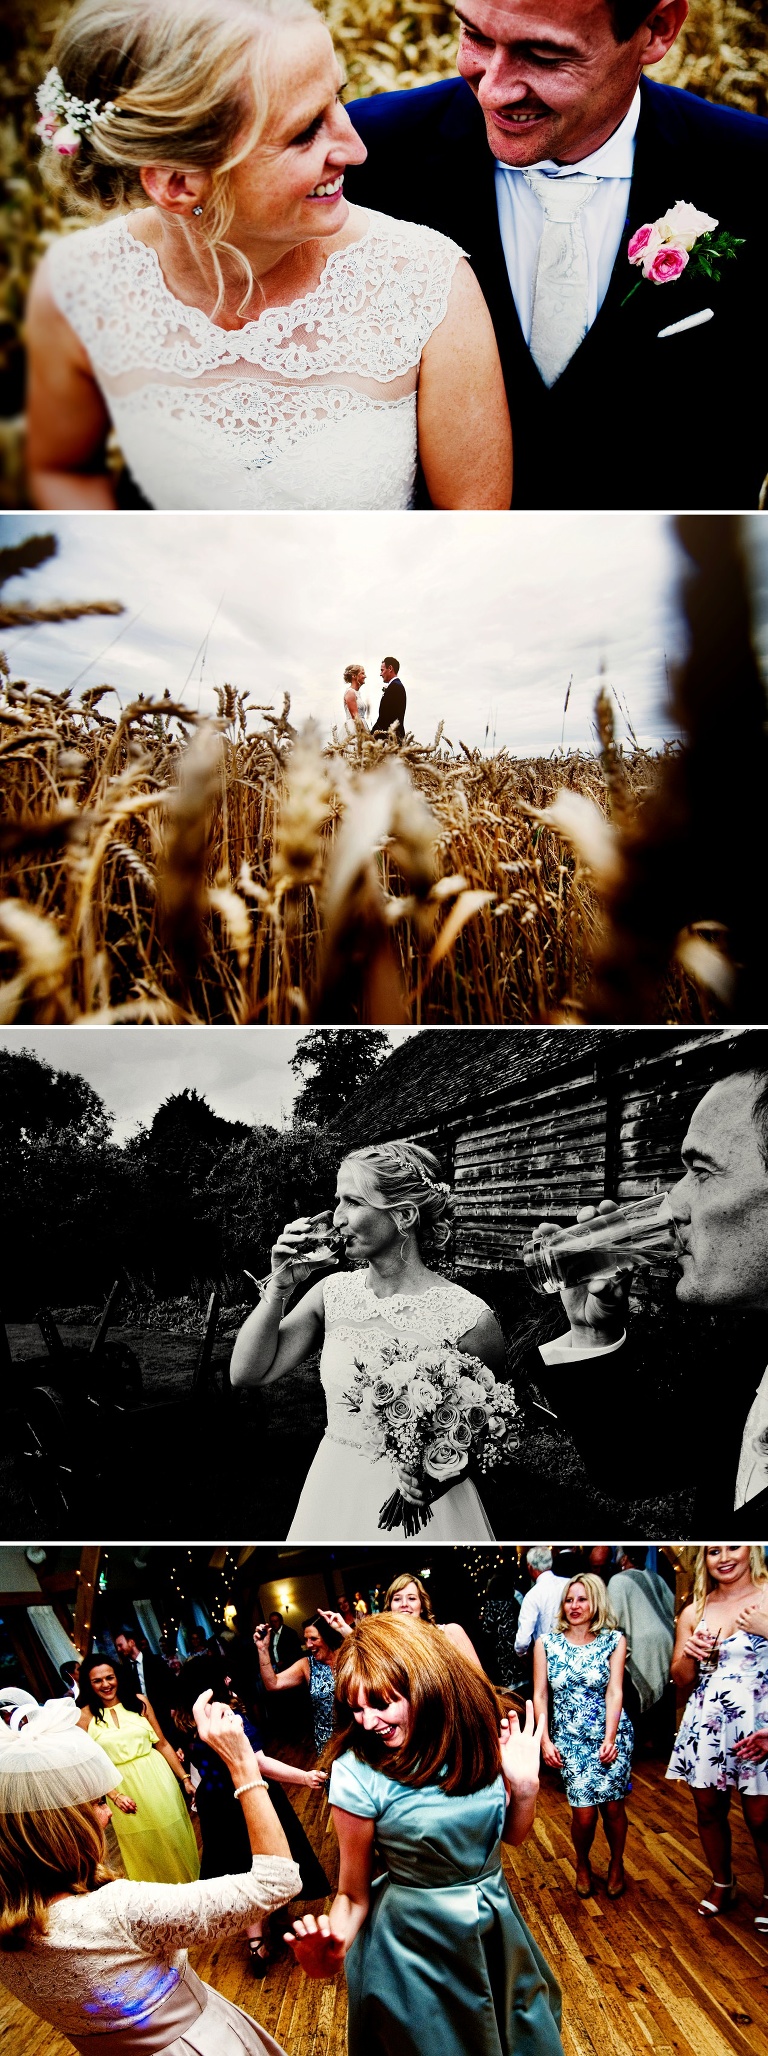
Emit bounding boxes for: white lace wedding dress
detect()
[0,1854,300,2053]
[287,1270,497,1542]
[46,209,463,509]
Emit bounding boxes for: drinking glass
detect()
[523,1193,684,1297]
[245,1210,343,1300]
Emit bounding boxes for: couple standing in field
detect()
[343,659,407,741]
[26,0,766,512]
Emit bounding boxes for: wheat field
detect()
[0,656,717,1027]
[1,508,764,1025]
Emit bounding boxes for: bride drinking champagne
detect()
[230,1142,506,1540]
[26,0,511,510]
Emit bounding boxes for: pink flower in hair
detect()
[52,124,81,156]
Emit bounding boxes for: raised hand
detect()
[317,1608,352,1639]
[536,1200,630,1342]
[683,1624,719,1665]
[736,1598,768,1639]
[192,1690,254,1780]
[500,1701,544,1795]
[268,1213,337,1294]
[284,1911,345,1979]
[304,1767,329,1789]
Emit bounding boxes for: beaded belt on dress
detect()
[324,1430,370,1454]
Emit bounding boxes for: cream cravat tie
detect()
[523,170,601,386]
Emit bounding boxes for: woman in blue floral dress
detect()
[255,1609,348,1754]
[534,1574,633,1901]
[666,1543,768,1929]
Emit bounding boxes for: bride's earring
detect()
[395,1212,414,1262]
[192,204,203,216]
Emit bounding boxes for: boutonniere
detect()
[622,200,744,306]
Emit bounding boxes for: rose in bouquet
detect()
[344,1338,520,1536]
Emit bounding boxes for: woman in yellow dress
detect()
[77,1654,200,1884]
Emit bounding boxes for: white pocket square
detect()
[657,307,714,339]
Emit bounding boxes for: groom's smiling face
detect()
[455,0,687,165]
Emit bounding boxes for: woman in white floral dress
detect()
[26,0,510,511]
[231,1141,507,1541]
[667,1543,768,1930]
[0,1693,302,2054]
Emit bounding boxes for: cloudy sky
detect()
[5,510,766,754]
[0,1025,415,1143]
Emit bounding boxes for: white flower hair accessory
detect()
[35,65,116,157]
[387,1143,450,1198]
[0,1695,123,1813]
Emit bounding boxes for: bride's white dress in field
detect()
[287,1269,497,1542]
[46,209,462,510]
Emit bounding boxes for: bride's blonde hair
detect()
[48,0,318,311]
[339,1142,454,1257]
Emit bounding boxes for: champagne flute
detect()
[244,1209,343,1301]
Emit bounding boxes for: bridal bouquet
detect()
[344,1340,520,1537]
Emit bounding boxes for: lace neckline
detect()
[119,211,375,337]
[360,1272,455,1309]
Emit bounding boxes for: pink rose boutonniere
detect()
[623,199,744,306]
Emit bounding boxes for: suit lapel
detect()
[430,86,545,402]
[551,79,715,388]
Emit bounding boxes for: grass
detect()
[2,1315,693,1536]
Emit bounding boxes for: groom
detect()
[372,656,407,740]
[345,0,767,510]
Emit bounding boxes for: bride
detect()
[26,0,511,510]
[230,1140,506,1541]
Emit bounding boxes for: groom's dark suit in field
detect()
[346,76,767,510]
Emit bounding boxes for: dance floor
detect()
[2,1749,767,2056]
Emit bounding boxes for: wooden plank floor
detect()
[2,1752,767,2055]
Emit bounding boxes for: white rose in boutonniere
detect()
[657,201,717,249]
[623,199,744,307]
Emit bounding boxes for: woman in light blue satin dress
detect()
[285,1615,564,2056]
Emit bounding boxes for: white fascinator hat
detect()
[0,1697,122,1813]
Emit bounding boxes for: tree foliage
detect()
[0,1045,111,1148]
[290,1029,393,1126]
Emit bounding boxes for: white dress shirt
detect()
[494,89,641,342]
[515,1570,569,1653]
[735,1365,768,1508]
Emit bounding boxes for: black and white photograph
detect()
[3,1022,768,1541]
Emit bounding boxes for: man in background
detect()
[514,1546,568,1663]
[608,1546,675,1752]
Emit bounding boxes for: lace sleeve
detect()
[108,1855,302,1953]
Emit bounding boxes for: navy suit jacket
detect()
[346,78,767,509]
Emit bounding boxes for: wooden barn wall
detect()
[453,1034,735,1272]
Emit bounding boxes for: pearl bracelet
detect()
[233,1777,267,1800]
